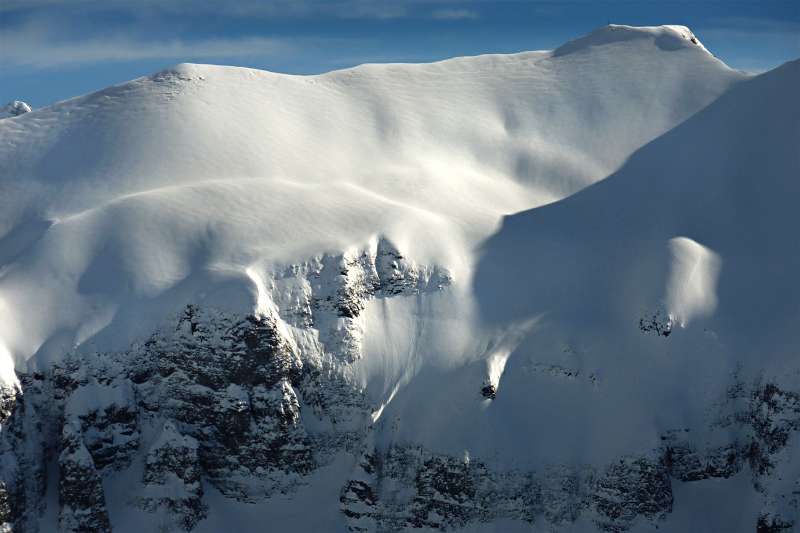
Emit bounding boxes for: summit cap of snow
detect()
[553,24,709,57]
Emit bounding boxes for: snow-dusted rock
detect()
[0,307,799,531]
[64,379,139,470]
[58,421,111,533]
[141,421,206,530]
[0,101,31,119]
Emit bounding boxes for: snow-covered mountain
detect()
[0,24,797,532]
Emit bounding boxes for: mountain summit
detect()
[553,24,710,56]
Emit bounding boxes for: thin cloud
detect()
[697,18,800,70]
[0,27,294,68]
[431,8,479,21]
[698,17,800,47]
[0,0,436,19]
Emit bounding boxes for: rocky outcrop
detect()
[0,374,48,533]
[757,513,794,532]
[307,238,451,321]
[591,457,672,532]
[0,101,31,119]
[340,443,380,533]
[58,421,111,533]
[64,380,139,471]
[128,306,318,500]
[140,421,206,530]
[638,309,673,337]
[480,382,497,400]
[340,443,673,532]
[661,431,741,482]
[0,259,389,530]
[271,238,451,363]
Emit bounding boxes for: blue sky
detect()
[1,0,798,107]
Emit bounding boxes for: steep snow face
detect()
[0,25,743,377]
[466,59,800,467]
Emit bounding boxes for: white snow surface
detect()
[468,56,800,466]
[0,25,741,378]
[665,236,721,327]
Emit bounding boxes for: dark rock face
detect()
[339,444,674,532]
[480,382,497,399]
[748,383,800,463]
[757,513,794,532]
[591,457,672,532]
[129,306,316,500]
[0,300,374,531]
[340,449,380,532]
[140,421,206,530]
[0,375,48,532]
[0,384,21,530]
[0,100,32,118]
[661,432,741,482]
[638,309,673,337]
[65,380,139,471]
[58,422,111,533]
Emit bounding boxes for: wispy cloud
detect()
[0,0,463,20]
[696,17,800,71]
[0,25,295,68]
[0,1,487,69]
[431,8,479,21]
[698,17,800,48]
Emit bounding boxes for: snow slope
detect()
[465,57,800,524]
[0,24,741,376]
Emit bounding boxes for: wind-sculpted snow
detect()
[0,24,797,532]
[0,23,743,379]
[553,24,708,57]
